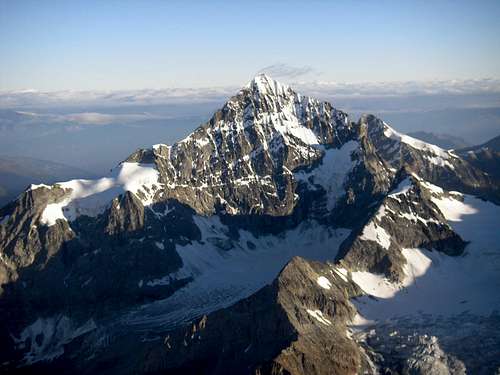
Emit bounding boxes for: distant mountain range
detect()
[0,156,94,206]
[406,131,470,149]
[1,75,499,374]
[457,135,500,181]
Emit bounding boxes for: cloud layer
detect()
[1,78,500,109]
[13,111,165,125]
[294,78,500,98]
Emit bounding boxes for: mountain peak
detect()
[251,72,274,84]
[245,73,290,96]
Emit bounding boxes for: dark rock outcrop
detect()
[138,257,363,375]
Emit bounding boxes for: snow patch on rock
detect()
[383,122,456,169]
[332,267,349,282]
[351,271,398,298]
[431,194,478,222]
[389,177,412,197]
[353,192,500,320]
[360,221,391,249]
[13,315,96,365]
[295,140,358,210]
[39,162,160,226]
[317,276,332,290]
[306,309,332,325]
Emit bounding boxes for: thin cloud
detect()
[258,63,318,79]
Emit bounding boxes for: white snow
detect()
[375,204,387,220]
[431,194,477,222]
[396,210,439,225]
[383,122,455,168]
[13,315,96,365]
[287,125,319,145]
[419,179,444,195]
[40,202,68,226]
[349,313,375,328]
[30,183,51,190]
[152,143,167,150]
[317,276,332,290]
[39,162,160,226]
[203,74,326,152]
[401,248,432,285]
[383,123,452,158]
[121,219,350,330]
[351,271,398,298]
[332,267,349,282]
[352,191,500,321]
[424,154,453,168]
[253,109,319,146]
[306,309,332,325]
[389,177,412,197]
[295,141,358,210]
[360,221,391,249]
[246,73,290,97]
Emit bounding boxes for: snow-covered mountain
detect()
[0,74,499,374]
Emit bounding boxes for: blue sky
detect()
[1,0,499,90]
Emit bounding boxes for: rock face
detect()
[337,173,466,281]
[131,74,354,220]
[358,314,500,375]
[361,114,496,199]
[0,75,499,374]
[457,135,500,183]
[142,257,362,375]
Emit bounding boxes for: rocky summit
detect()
[1,74,499,374]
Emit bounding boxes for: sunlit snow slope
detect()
[352,189,500,324]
